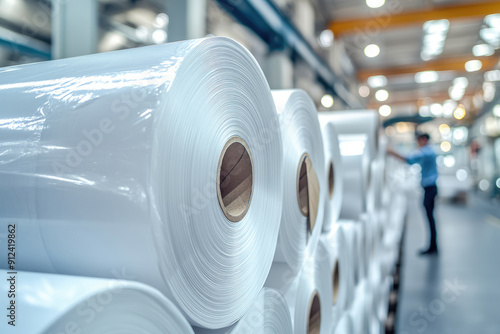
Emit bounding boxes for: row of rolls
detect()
[0,37,407,333]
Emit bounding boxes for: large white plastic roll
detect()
[0,270,193,334]
[333,313,354,334]
[272,89,326,272]
[350,280,369,334]
[319,110,379,161]
[265,246,332,334]
[337,135,371,220]
[319,225,350,326]
[194,288,292,334]
[317,118,343,232]
[0,37,283,328]
[336,220,360,308]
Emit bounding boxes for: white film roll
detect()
[355,222,367,282]
[194,288,293,334]
[318,110,379,162]
[265,247,332,334]
[0,270,193,334]
[272,89,326,272]
[333,313,354,334]
[319,225,350,327]
[349,280,369,334]
[317,119,343,232]
[336,220,360,308]
[337,135,371,220]
[0,37,283,328]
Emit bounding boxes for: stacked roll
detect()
[272,89,326,273]
[317,118,343,232]
[0,37,284,329]
[265,243,333,334]
[333,313,354,334]
[194,288,293,334]
[319,110,380,161]
[0,271,193,334]
[318,227,350,327]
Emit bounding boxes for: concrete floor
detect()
[396,192,500,334]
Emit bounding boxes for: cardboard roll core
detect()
[217,137,253,222]
[333,260,339,304]
[328,161,334,199]
[297,154,309,217]
[296,153,320,233]
[307,290,321,334]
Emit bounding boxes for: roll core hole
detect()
[333,261,339,304]
[328,161,334,199]
[217,137,253,222]
[297,154,309,217]
[308,291,321,334]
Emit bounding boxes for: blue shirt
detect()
[406,145,438,188]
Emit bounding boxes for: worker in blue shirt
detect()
[387,133,439,255]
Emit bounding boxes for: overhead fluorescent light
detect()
[378,105,391,117]
[453,77,469,88]
[423,20,450,34]
[473,44,494,57]
[465,60,482,72]
[419,105,430,117]
[415,71,438,83]
[318,29,334,48]
[367,75,387,88]
[364,44,380,58]
[484,70,500,81]
[375,89,389,102]
[321,94,334,108]
[366,0,385,9]
[421,19,449,60]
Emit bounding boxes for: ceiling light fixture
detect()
[473,44,494,57]
[421,20,449,61]
[364,44,380,58]
[152,29,167,44]
[375,89,389,102]
[366,0,385,9]
[318,29,334,48]
[440,141,451,152]
[367,75,387,88]
[465,60,482,72]
[321,94,335,108]
[378,105,391,117]
[415,71,439,83]
[485,70,500,81]
[493,104,500,117]
[453,105,466,120]
[430,103,443,117]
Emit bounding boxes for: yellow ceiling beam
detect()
[357,56,499,81]
[329,1,500,36]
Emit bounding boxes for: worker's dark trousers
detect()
[423,185,438,250]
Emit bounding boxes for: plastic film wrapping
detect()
[333,313,354,334]
[318,110,379,161]
[0,270,193,334]
[318,225,350,327]
[265,246,332,334]
[337,135,371,220]
[317,117,343,232]
[272,89,326,272]
[194,288,292,334]
[0,37,283,328]
[349,280,369,334]
[336,220,360,308]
